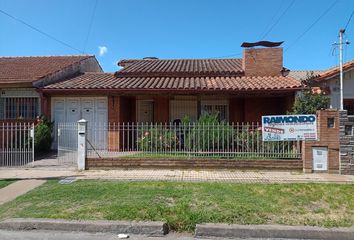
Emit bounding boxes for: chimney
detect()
[241,42,284,77]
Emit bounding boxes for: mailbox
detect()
[77,119,87,135]
[78,124,86,134]
[30,128,34,138]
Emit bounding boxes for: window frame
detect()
[1,97,40,120]
[200,100,229,122]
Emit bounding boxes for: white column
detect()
[77,119,87,171]
[339,29,344,110]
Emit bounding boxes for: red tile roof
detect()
[117,59,244,77]
[288,70,322,80]
[0,55,94,85]
[316,59,354,81]
[43,72,302,92]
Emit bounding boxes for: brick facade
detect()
[339,110,354,175]
[107,95,295,124]
[105,94,297,157]
[40,94,51,118]
[87,158,302,170]
[229,98,244,123]
[107,96,136,151]
[302,110,340,173]
[242,48,283,77]
[243,96,291,123]
[108,96,136,123]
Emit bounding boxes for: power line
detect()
[0,8,84,54]
[258,1,285,39]
[260,0,296,40]
[344,9,354,31]
[83,0,99,52]
[209,52,243,59]
[285,0,339,52]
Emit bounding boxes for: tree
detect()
[291,91,330,114]
[290,70,330,115]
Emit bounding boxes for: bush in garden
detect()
[137,125,177,151]
[34,116,54,153]
[234,124,262,153]
[183,113,235,152]
[234,124,298,158]
[291,90,329,114]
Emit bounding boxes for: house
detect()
[289,60,354,115]
[0,47,303,151]
[0,55,102,122]
[314,60,354,115]
[39,46,302,129]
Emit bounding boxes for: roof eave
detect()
[0,82,34,88]
[32,56,96,87]
[39,87,302,95]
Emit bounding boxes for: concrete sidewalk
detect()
[1,168,354,183]
[0,180,46,205]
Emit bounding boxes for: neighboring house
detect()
[315,60,354,115]
[289,60,354,115]
[40,47,302,128]
[0,55,102,122]
[288,70,323,82]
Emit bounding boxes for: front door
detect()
[137,100,154,123]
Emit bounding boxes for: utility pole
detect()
[339,29,345,110]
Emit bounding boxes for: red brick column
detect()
[107,96,136,151]
[39,93,50,118]
[108,96,120,151]
[302,110,340,173]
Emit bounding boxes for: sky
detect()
[0,0,353,72]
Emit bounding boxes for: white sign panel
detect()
[262,114,317,141]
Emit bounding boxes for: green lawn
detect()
[0,180,353,232]
[0,180,14,189]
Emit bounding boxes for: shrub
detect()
[183,113,235,152]
[291,91,330,114]
[137,125,177,151]
[234,124,262,152]
[34,116,54,153]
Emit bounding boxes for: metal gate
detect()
[0,122,34,167]
[57,122,77,167]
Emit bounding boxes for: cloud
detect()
[98,46,108,57]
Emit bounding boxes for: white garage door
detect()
[52,97,108,149]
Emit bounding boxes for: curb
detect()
[195,223,354,240]
[0,218,168,236]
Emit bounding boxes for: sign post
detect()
[262,114,317,141]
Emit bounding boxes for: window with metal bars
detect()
[2,97,39,120]
[201,104,228,121]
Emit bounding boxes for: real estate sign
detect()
[261,114,317,141]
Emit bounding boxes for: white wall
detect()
[326,68,354,109]
[0,88,39,98]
